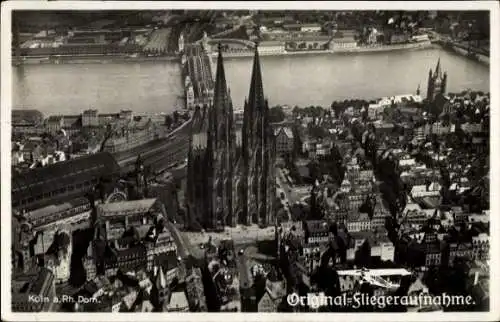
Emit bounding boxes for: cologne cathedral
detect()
[186,44,276,230]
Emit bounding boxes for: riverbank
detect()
[213,41,436,59]
[14,46,489,117]
[435,42,489,66]
[14,54,180,65]
[14,42,437,65]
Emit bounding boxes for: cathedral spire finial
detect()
[435,57,442,77]
[213,41,228,109]
[247,41,265,111]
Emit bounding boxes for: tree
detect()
[173,111,180,124]
[276,208,288,224]
[268,106,286,123]
[354,240,371,268]
[308,160,321,183]
[165,115,173,128]
[308,124,328,139]
[292,125,303,158]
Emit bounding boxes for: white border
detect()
[1,1,499,322]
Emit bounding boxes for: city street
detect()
[276,167,311,222]
[166,220,193,259]
[276,169,293,221]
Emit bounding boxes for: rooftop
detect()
[25,197,89,223]
[304,220,329,234]
[283,23,322,29]
[259,40,285,47]
[98,198,158,217]
[12,109,44,124]
[168,291,189,310]
[275,127,294,139]
[12,152,120,209]
[349,230,377,245]
[347,212,371,222]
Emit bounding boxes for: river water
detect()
[13,47,489,116]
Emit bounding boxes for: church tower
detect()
[207,43,237,228]
[155,266,169,305]
[186,42,276,230]
[426,58,448,101]
[186,102,210,229]
[186,44,237,230]
[241,44,276,226]
[135,154,147,199]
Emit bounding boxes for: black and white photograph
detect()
[1,1,499,321]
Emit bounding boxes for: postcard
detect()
[1,1,499,321]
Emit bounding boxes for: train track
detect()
[118,137,190,175]
[115,118,192,172]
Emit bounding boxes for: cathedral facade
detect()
[426,58,448,101]
[186,44,276,230]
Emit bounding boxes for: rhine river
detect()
[13,48,489,116]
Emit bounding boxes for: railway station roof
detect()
[12,152,120,203]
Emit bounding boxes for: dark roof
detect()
[304,220,329,234]
[62,115,82,128]
[97,199,157,218]
[154,252,179,271]
[46,231,71,255]
[297,165,309,178]
[47,115,63,122]
[105,244,147,265]
[12,109,44,124]
[12,152,120,207]
[283,23,321,29]
[425,242,441,254]
[25,197,90,223]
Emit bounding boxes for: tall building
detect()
[186,44,276,230]
[426,58,448,101]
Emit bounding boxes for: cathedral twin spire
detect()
[213,42,265,112]
[188,41,274,229]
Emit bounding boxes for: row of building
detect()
[13,109,134,135]
[14,25,182,58]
